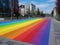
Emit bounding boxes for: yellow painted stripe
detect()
[1,20,42,39]
[0,19,43,35]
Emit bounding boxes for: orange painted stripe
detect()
[1,20,42,39]
[14,19,47,42]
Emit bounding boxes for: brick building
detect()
[12,0,19,14]
[56,0,60,17]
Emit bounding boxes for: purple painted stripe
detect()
[30,20,48,45]
[38,19,51,45]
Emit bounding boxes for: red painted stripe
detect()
[22,19,48,42]
[13,20,43,40]
[14,19,47,42]
[31,20,48,45]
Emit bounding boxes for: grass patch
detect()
[56,18,60,21]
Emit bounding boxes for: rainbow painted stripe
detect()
[0,18,51,45]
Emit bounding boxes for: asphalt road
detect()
[0,17,60,45]
[0,18,51,45]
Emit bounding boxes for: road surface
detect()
[0,18,59,45]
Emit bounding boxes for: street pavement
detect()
[0,37,34,45]
[48,18,56,45]
[0,17,60,45]
[53,18,60,45]
[0,18,51,45]
[49,18,60,45]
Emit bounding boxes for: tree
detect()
[14,10,19,19]
[34,8,41,17]
[27,9,30,15]
[37,8,40,15]
[40,11,45,17]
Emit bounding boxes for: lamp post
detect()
[9,0,13,20]
[3,3,6,18]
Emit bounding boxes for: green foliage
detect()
[40,11,45,17]
[57,18,60,21]
[26,8,30,15]
[34,8,41,17]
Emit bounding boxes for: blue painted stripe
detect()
[0,18,35,25]
[38,19,51,45]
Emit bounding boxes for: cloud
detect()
[31,1,38,4]
[31,1,52,13]
[18,1,37,6]
[19,2,26,6]
[48,0,56,2]
[18,0,55,14]
[36,4,49,8]
[30,1,50,8]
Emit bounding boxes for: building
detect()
[56,0,60,17]
[18,7,21,15]
[19,5,25,16]
[34,8,41,17]
[13,0,19,14]
[52,7,57,18]
[0,0,18,18]
[25,3,36,16]
[0,0,10,17]
[51,7,59,18]
[25,4,30,15]
[30,4,36,15]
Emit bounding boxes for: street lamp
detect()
[3,3,6,18]
[9,0,13,20]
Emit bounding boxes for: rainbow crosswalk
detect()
[0,18,51,45]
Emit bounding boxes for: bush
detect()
[57,18,60,21]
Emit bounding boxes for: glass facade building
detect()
[0,0,10,17]
[0,0,18,18]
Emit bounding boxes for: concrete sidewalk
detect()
[48,19,56,45]
[53,18,60,45]
[49,18,60,45]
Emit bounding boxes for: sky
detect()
[18,0,56,14]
